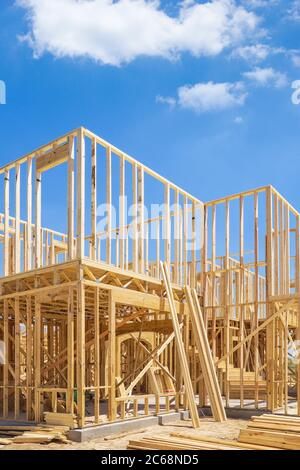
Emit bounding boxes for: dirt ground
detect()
[0,417,248,451]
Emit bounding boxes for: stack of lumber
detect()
[127,432,278,450]
[238,414,300,450]
[0,424,70,446]
[44,412,77,429]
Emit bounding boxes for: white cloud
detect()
[288,1,300,21]
[234,116,243,123]
[178,82,247,112]
[158,81,247,113]
[156,95,176,107]
[232,44,284,62]
[243,67,288,88]
[232,44,270,62]
[17,0,259,66]
[292,54,300,67]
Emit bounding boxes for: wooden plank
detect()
[26,295,33,420]
[183,196,188,285]
[138,167,144,273]
[3,299,9,418]
[296,215,300,416]
[174,190,179,284]
[14,296,20,419]
[94,286,100,423]
[164,183,171,272]
[224,200,230,407]
[108,290,116,421]
[76,128,85,258]
[266,187,274,411]
[76,280,85,427]
[68,135,75,260]
[36,143,68,173]
[26,158,33,271]
[160,261,200,428]
[4,170,10,275]
[35,169,42,268]
[66,287,74,414]
[253,192,259,408]
[238,428,300,450]
[170,432,278,450]
[239,195,245,408]
[119,155,125,269]
[132,162,138,272]
[14,163,21,273]
[248,420,300,433]
[185,286,226,422]
[125,330,178,395]
[34,299,41,422]
[90,137,97,261]
[106,147,112,264]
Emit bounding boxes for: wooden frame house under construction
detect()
[0,127,299,429]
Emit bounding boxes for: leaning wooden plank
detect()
[170,432,279,450]
[160,261,200,428]
[238,429,300,450]
[185,286,226,422]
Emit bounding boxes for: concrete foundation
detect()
[157,412,181,425]
[68,410,192,442]
[68,415,158,442]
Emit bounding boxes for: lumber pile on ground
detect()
[238,414,300,450]
[127,433,278,450]
[44,412,77,429]
[0,423,70,446]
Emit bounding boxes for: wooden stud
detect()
[108,290,116,421]
[76,279,85,427]
[4,170,10,276]
[77,128,85,259]
[68,135,75,260]
[106,147,112,264]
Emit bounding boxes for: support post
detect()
[77,279,85,427]
[77,128,85,259]
[108,290,116,421]
[68,135,75,260]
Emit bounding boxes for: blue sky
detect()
[0,0,300,217]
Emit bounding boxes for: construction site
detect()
[0,126,300,450]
